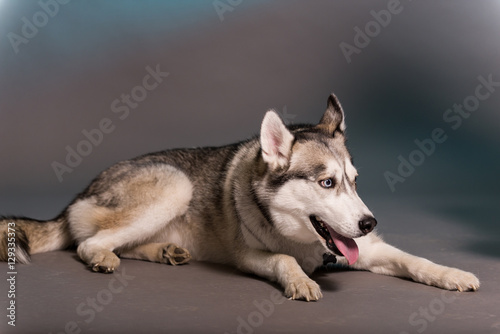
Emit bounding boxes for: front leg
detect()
[348,233,480,292]
[236,249,322,301]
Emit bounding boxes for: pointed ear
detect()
[260,110,294,170]
[318,93,346,135]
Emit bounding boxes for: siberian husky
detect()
[0,94,479,301]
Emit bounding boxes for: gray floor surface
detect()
[1,195,499,334]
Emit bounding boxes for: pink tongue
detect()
[325,224,359,265]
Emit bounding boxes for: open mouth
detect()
[309,215,359,265]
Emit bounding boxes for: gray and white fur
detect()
[0,94,479,301]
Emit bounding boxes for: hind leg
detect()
[119,242,191,265]
[77,238,121,273]
[69,165,193,273]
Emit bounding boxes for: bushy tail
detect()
[0,216,73,264]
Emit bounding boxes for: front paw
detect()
[436,267,480,292]
[285,277,323,301]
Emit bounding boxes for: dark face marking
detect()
[267,170,309,190]
[263,124,351,193]
[266,162,327,191]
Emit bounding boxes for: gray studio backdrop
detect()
[0,1,499,223]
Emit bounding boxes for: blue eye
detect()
[319,178,334,189]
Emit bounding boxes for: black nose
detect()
[359,216,377,235]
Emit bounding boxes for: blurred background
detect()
[0,0,499,223]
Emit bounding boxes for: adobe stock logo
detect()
[384,73,499,192]
[7,0,71,54]
[51,64,169,182]
[213,0,243,21]
[339,0,404,64]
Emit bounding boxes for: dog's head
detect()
[258,93,376,265]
